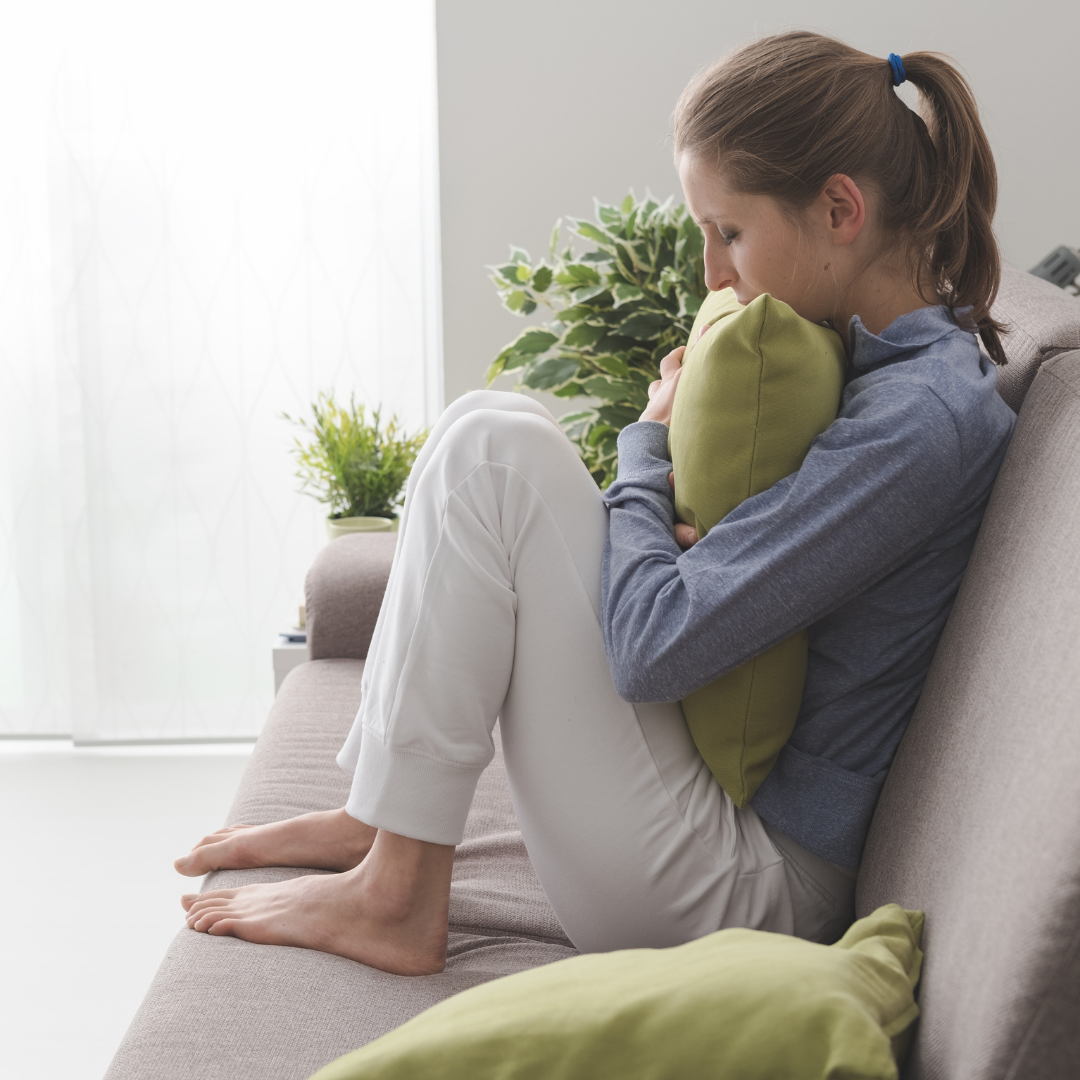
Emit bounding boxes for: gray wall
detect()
[436,0,1079,408]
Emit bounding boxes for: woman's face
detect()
[678,153,836,325]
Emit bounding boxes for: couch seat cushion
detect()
[104,659,575,1080]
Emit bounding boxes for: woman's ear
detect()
[818,174,865,247]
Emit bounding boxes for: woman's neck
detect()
[832,259,936,347]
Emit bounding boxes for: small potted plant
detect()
[285,392,428,540]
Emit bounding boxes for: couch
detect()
[104,265,1080,1080]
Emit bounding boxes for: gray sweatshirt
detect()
[601,305,1016,868]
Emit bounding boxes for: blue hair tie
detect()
[888,53,907,87]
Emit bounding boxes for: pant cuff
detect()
[345,730,486,846]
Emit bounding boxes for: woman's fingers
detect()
[674,523,699,550]
[639,365,682,425]
[639,347,686,425]
[666,476,698,548]
[659,346,686,378]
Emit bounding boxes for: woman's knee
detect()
[443,389,555,428]
[442,406,572,470]
[419,392,555,473]
[430,409,604,528]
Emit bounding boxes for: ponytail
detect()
[900,53,1006,363]
[674,33,1008,363]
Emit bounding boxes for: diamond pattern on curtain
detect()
[0,1,441,741]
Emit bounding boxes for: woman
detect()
[176,32,1016,976]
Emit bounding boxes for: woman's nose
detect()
[703,241,736,293]
[705,264,736,293]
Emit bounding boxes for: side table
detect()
[272,640,309,694]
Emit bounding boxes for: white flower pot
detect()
[326,515,398,541]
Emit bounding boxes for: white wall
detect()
[436,0,1080,407]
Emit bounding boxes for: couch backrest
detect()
[992,263,1080,411]
[857,346,1080,1079]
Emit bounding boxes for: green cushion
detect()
[307,904,924,1080]
[668,289,846,807]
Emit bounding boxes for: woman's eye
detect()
[720,231,739,246]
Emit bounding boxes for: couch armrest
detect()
[305,533,397,660]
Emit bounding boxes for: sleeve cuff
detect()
[616,421,671,472]
[602,422,675,519]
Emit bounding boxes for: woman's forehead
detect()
[679,158,769,225]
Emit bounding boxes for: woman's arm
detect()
[601,381,963,702]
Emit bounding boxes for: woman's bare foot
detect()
[181,830,455,975]
[174,808,376,877]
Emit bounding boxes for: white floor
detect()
[0,741,253,1080]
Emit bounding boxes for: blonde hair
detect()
[673,32,1006,363]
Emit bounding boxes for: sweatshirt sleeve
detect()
[600,383,963,703]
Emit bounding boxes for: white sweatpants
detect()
[337,390,821,953]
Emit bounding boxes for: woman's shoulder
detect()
[848,307,1008,408]
[841,313,1016,473]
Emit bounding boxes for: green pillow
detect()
[668,288,846,807]
[307,904,924,1080]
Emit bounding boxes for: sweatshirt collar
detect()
[848,305,969,373]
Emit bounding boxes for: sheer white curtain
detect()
[0,1,442,742]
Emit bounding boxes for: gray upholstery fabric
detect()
[306,533,397,661]
[992,263,1080,411]
[857,350,1080,1080]
[104,660,574,1080]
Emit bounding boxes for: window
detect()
[0,1,441,741]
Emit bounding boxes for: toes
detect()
[177,830,263,876]
[188,824,254,854]
[175,843,233,877]
[195,824,254,846]
[184,887,242,924]
[175,847,218,875]
[185,897,234,920]
[192,907,230,933]
[180,891,220,912]
[206,918,238,937]
[174,855,200,875]
[191,908,218,931]
[194,887,239,902]
[187,900,232,930]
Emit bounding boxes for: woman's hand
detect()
[644,338,707,548]
[667,473,699,550]
[639,323,712,427]
[639,346,686,426]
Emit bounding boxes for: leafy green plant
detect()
[284,393,428,519]
[487,193,708,487]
